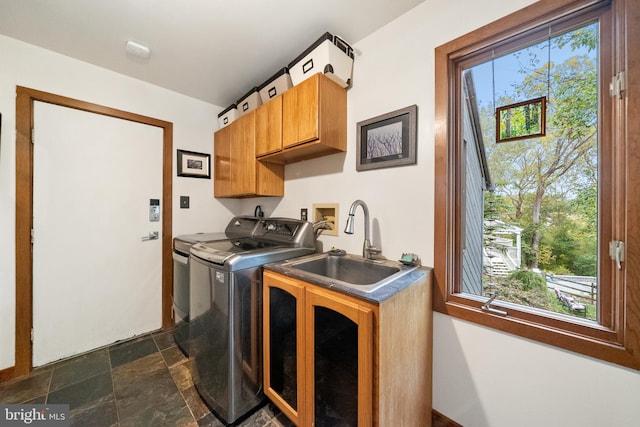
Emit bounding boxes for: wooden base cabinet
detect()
[263,269,432,427]
[213,110,284,198]
[263,272,306,425]
[305,286,373,427]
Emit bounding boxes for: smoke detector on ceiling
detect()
[125,40,151,59]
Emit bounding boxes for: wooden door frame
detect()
[14,86,173,377]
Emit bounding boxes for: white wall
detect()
[2,1,639,424]
[0,34,242,370]
[243,0,640,426]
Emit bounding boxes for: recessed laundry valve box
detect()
[288,32,354,89]
[217,104,237,128]
[236,87,262,117]
[258,67,293,103]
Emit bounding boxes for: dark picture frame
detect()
[496,96,546,143]
[356,104,417,171]
[177,149,210,178]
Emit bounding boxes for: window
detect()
[464,20,600,320]
[434,0,640,370]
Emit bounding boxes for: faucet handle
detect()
[367,246,386,260]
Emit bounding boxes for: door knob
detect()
[141,231,159,241]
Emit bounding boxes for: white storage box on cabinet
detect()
[236,87,262,117]
[218,104,237,128]
[259,67,293,103]
[288,32,354,88]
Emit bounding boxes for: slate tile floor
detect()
[0,330,294,427]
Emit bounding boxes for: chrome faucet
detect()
[344,200,382,259]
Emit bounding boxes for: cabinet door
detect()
[305,287,373,427]
[229,111,256,196]
[283,73,319,149]
[213,125,231,197]
[263,272,307,426]
[215,111,282,198]
[255,160,284,196]
[255,95,283,157]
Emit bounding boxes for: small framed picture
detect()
[356,105,417,171]
[177,149,210,179]
[496,96,546,143]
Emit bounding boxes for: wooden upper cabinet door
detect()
[283,74,320,149]
[255,96,283,157]
[256,160,284,196]
[215,110,283,198]
[229,111,256,196]
[213,125,231,197]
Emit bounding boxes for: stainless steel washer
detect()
[172,216,261,356]
[188,218,315,425]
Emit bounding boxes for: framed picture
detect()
[496,96,546,143]
[356,105,417,171]
[177,149,210,178]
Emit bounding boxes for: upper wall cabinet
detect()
[214,111,284,198]
[255,94,283,157]
[255,73,346,164]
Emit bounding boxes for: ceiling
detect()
[0,0,425,107]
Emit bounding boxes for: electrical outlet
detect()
[301,208,308,221]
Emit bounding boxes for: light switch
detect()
[180,196,190,209]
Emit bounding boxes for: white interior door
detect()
[32,101,163,366]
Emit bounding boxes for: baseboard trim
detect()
[0,366,16,384]
[433,409,463,427]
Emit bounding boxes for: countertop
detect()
[263,260,432,304]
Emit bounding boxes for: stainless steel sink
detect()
[279,252,417,293]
